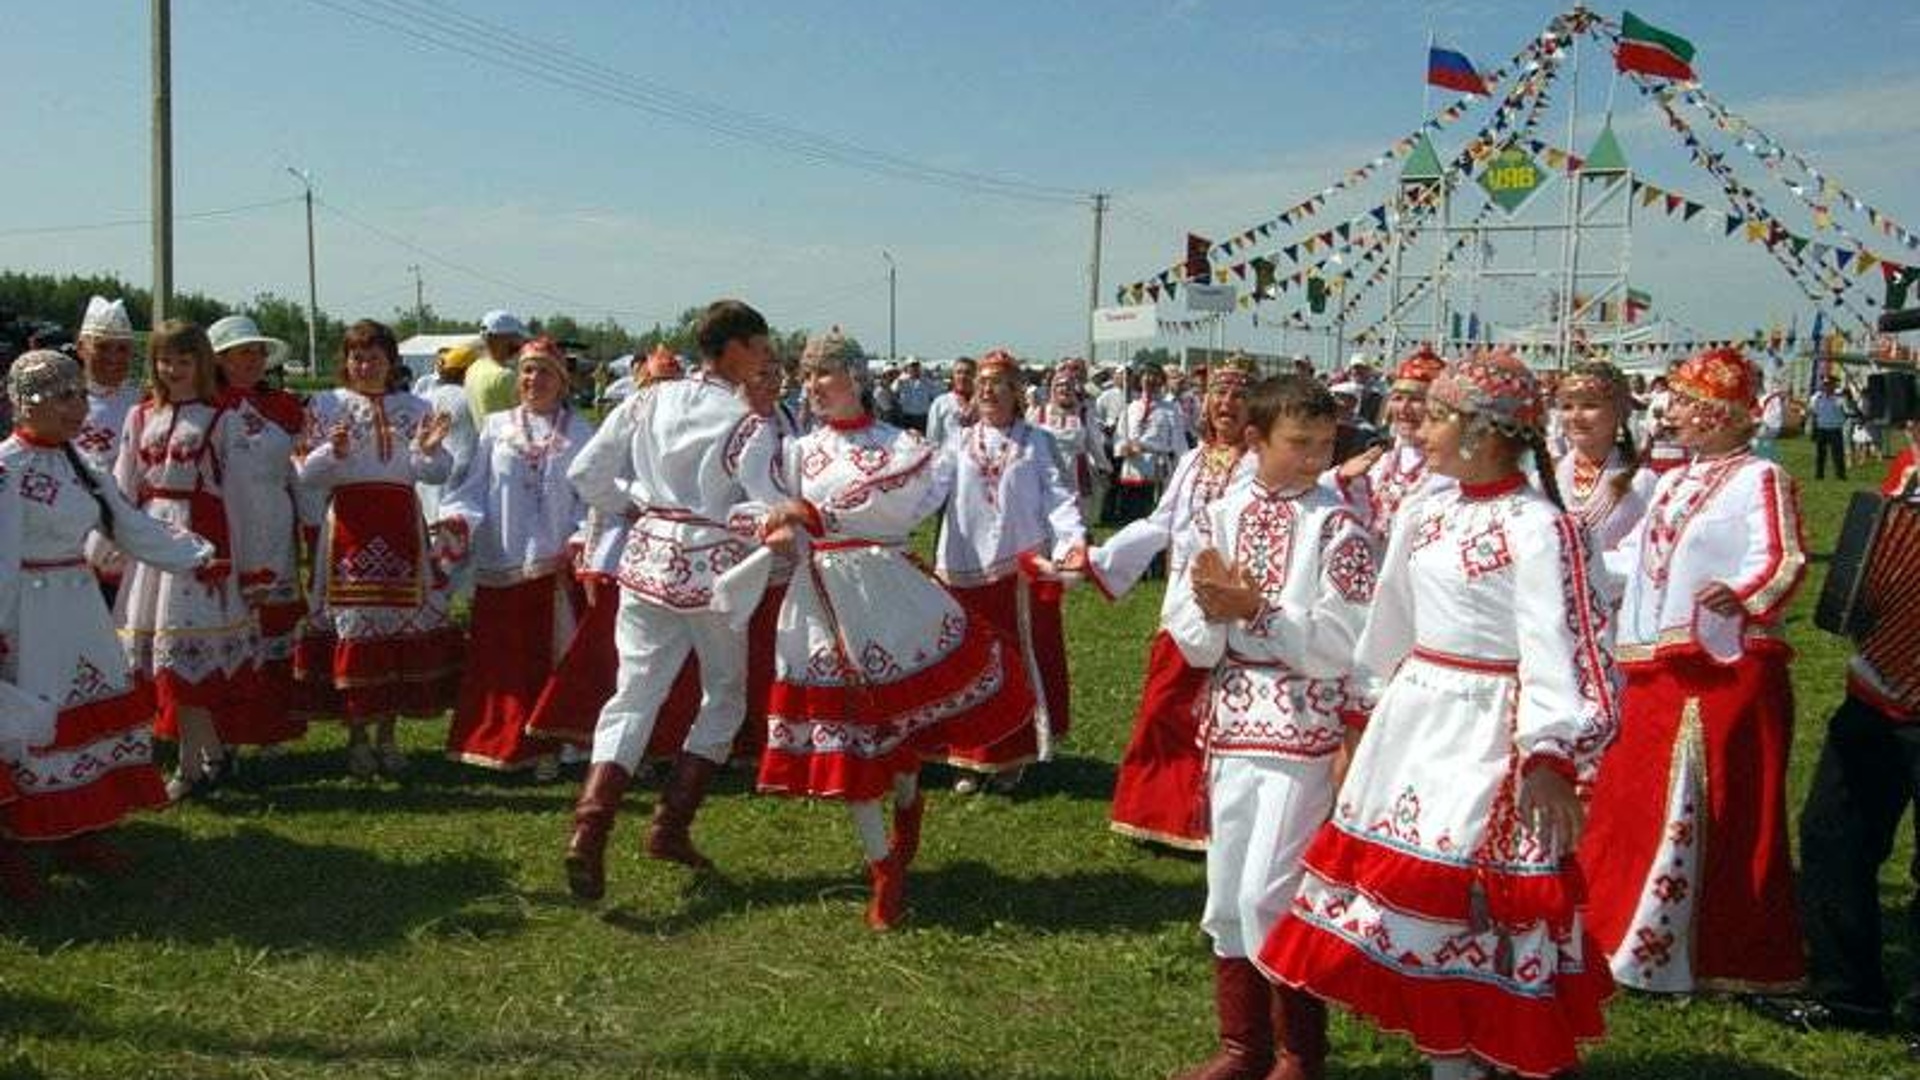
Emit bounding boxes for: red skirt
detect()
[444,574,570,770]
[293,624,463,723]
[1108,630,1210,849]
[525,578,615,747]
[939,575,1065,771]
[760,605,1035,802]
[213,598,310,747]
[3,685,168,842]
[1578,645,1805,992]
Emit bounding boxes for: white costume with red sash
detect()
[0,432,205,839]
[1032,399,1109,524]
[293,388,460,721]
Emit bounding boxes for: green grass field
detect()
[2,438,1912,1079]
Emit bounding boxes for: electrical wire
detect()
[0,196,303,239]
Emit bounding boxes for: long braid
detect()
[1608,411,1640,500]
[1529,431,1566,512]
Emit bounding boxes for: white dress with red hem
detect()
[1257,474,1620,1080]
[0,432,208,840]
[756,417,1034,802]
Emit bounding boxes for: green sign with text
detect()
[1477,146,1544,214]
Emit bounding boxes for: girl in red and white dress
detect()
[1552,361,1654,609]
[1354,345,1449,540]
[294,320,459,780]
[1088,355,1256,850]
[1579,347,1809,996]
[1,351,213,898]
[113,321,260,801]
[934,349,1087,792]
[723,328,1035,929]
[1032,365,1110,526]
[1260,348,1620,1080]
[524,346,685,753]
[208,315,310,753]
[437,339,592,777]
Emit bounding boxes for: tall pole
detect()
[882,250,896,362]
[287,168,319,376]
[410,263,425,329]
[1086,192,1108,363]
[150,0,173,323]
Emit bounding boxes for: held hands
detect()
[1190,547,1262,622]
[1696,581,1745,617]
[416,411,453,454]
[328,422,351,459]
[1519,765,1584,851]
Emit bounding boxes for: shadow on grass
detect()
[1580,1052,1805,1079]
[2,822,520,955]
[597,856,1195,937]
[924,752,1119,804]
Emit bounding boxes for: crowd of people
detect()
[2,292,1918,1077]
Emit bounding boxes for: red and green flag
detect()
[1625,286,1652,323]
[1616,12,1696,80]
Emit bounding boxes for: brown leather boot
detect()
[1173,957,1275,1080]
[564,762,631,901]
[1264,986,1328,1080]
[645,752,718,871]
[865,851,907,931]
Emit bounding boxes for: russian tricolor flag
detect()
[1427,45,1489,95]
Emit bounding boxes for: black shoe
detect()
[1750,995,1893,1033]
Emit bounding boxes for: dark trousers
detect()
[1798,694,1920,1021]
[1814,427,1849,480]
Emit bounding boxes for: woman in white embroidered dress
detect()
[437,338,591,778]
[1551,361,1654,591]
[1259,348,1619,1080]
[1031,365,1110,526]
[1355,345,1449,540]
[294,320,457,780]
[731,328,1035,930]
[933,349,1086,792]
[113,321,259,801]
[1579,347,1809,997]
[0,351,212,899]
[208,316,311,755]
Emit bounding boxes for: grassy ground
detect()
[2,438,1913,1079]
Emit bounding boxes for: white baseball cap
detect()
[480,310,529,338]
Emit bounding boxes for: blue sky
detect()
[4,1,1917,362]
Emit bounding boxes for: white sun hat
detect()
[79,295,135,340]
[207,315,291,368]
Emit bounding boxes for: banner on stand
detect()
[1092,304,1161,343]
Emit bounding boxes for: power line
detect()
[304,0,1091,206]
[0,196,302,239]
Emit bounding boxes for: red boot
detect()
[1265,987,1328,1080]
[1173,957,1274,1080]
[891,792,925,868]
[865,851,906,931]
[0,840,42,904]
[645,752,718,871]
[565,763,631,901]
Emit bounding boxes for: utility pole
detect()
[286,167,319,376]
[410,263,425,330]
[1086,193,1108,363]
[881,250,897,362]
[150,0,173,323]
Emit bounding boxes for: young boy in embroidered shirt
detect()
[1166,374,1375,1080]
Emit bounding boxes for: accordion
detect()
[1815,490,1920,711]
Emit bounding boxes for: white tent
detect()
[396,333,483,384]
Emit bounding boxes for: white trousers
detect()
[1202,754,1336,959]
[589,591,747,769]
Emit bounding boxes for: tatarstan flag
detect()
[1616,11,1696,80]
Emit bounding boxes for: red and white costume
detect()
[1168,480,1373,959]
[437,405,592,770]
[77,383,140,477]
[1259,473,1620,1078]
[934,418,1085,772]
[0,430,204,839]
[113,398,260,728]
[1580,446,1808,993]
[211,386,309,746]
[293,389,461,722]
[1355,441,1447,539]
[524,504,627,750]
[1114,392,1181,489]
[737,415,1033,800]
[1554,446,1654,615]
[1032,395,1110,525]
[1089,441,1255,849]
[566,372,783,768]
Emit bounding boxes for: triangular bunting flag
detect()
[1682,201,1703,222]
